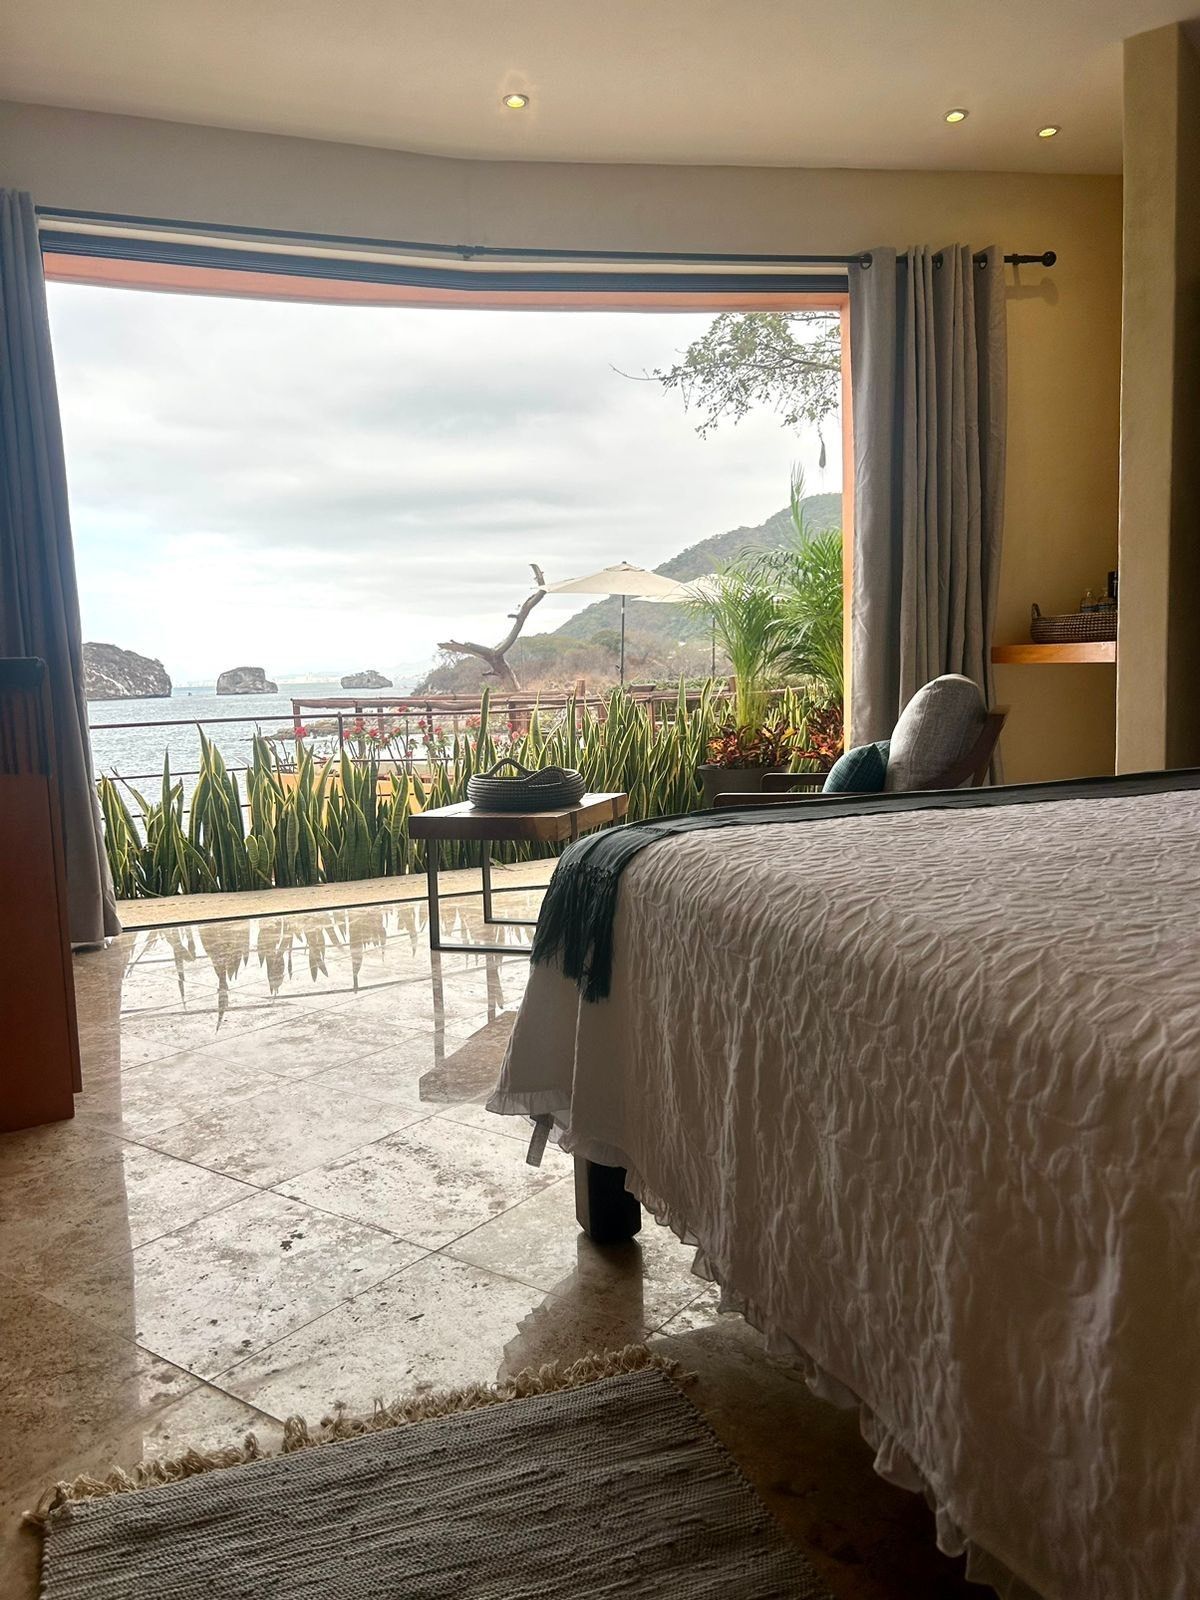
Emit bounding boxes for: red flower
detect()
[366,727,380,739]
[293,725,309,738]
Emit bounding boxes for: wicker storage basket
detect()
[1029,603,1117,644]
[466,758,586,812]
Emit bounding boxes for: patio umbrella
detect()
[637,573,722,674]
[541,562,687,683]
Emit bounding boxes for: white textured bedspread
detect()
[489,788,1200,1600]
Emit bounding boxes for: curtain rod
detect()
[35,209,1054,273]
[348,245,1056,270]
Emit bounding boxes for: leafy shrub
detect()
[704,720,804,770]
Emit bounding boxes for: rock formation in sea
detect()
[340,669,394,689]
[216,666,278,695]
[82,642,172,701]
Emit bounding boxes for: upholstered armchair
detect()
[712,674,1007,809]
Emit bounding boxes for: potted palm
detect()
[691,470,845,805]
[769,480,845,776]
[764,470,845,708]
[751,468,846,775]
[690,567,802,805]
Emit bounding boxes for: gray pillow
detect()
[884,674,985,791]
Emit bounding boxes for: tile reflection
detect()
[76,904,533,1049]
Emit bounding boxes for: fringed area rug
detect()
[34,1347,831,1599]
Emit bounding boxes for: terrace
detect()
[91,680,828,921]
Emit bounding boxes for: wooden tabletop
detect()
[408,792,629,843]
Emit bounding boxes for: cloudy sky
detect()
[47,283,841,685]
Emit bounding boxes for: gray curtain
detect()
[0,189,120,946]
[848,245,1007,746]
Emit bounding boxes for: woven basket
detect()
[466,759,586,812]
[1030,603,1117,644]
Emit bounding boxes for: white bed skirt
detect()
[502,1111,1046,1600]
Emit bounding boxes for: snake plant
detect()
[98,682,814,899]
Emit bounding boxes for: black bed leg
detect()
[574,1157,641,1243]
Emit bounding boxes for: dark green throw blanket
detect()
[530,768,1200,1001]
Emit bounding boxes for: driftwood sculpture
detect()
[437,564,547,692]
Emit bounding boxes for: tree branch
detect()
[642,308,842,436]
[494,587,546,655]
[435,565,548,692]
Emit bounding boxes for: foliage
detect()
[796,700,845,772]
[677,471,846,739]
[648,311,841,438]
[419,623,713,698]
[704,719,804,771]
[753,468,845,703]
[774,533,844,701]
[99,683,816,900]
[684,568,787,730]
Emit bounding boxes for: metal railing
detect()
[88,708,288,786]
[286,683,721,749]
[88,682,732,789]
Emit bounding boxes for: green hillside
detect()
[415,492,841,694]
[551,491,840,646]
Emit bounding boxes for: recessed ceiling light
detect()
[1037,124,1060,138]
[944,108,969,124]
[503,93,530,110]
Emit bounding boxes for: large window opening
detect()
[43,241,848,900]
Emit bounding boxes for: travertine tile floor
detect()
[0,891,977,1600]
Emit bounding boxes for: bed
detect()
[488,775,1200,1600]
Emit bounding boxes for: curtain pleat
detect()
[0,189,120,946]
[848,245,1008,755]
[847,247,903,745]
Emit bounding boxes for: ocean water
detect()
[87,681,362,802]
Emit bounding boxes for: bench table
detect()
[408,792,628,955]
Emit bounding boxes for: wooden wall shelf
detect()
[992,641,1116,665]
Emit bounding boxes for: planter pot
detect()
[698,764,784,808]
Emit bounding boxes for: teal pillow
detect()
[821,740,890,794]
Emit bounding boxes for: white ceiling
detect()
[3,0,1199,173]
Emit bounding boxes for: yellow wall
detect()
[0,100,1124,781]
[1118,24,1200,771]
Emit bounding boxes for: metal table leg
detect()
[481,851,540,930]
[426,840,443,952]
[425,840,539,956]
